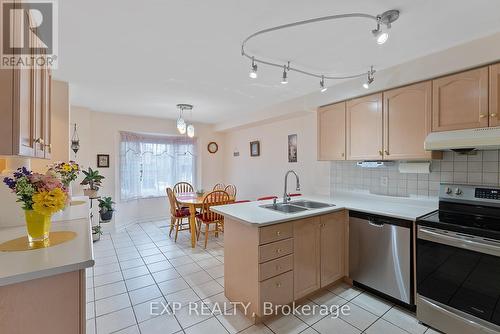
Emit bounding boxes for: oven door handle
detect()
[418,227,500,257]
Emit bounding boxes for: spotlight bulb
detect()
[320,76,327,92]
[249,59,258,79]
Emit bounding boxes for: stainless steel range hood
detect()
[425,127,500,151]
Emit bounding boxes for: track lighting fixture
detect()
[249,57,258,79]
[240,10,399,91]
[363,66,375,89]
[320,76,327,93]
[281,65,288,84]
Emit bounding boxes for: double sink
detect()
[260,200,335,214]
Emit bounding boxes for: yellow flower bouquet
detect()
[3,167,69,244]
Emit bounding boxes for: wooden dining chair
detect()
[166,188,191,242]
[213,183,225,191]
[224,184,237,198]
[173,182,194,195]
[195,190,231,249]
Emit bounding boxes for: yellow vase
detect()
[25,210,52,244]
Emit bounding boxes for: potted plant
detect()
[80,167,104,198]
[92,225,102,242]
[98,196,115,222]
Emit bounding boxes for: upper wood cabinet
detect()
[346,93,383,160]
[0,10,52,159]
[320,211,346,287]
[383,81,433,160]
[432,67,489,131]
[293,217,321,300]
[317,102,346,161]
[490,63,500,127]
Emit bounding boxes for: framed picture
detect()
[288,134,297,163]
[97,154,110,168]
[250,141,260,157]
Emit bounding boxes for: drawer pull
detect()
[275,265,282,270]
[276,231,281,236]
[275,282,282,288]
[275,248,282,253]
[480,114,486,118]
[491,113,498,117]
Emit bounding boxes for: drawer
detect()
[259,255,293,281]
[259,223,293,245]
[259,238,293,263]
[259,271,293,313]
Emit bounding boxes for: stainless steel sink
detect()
[290,200,334,209]
[260,203,308,213]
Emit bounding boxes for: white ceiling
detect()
[55,0,500,126]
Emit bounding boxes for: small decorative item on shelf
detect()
[92,225,102,242]
[80,167,105,198]
[196,189,205,197]
[48,161,80,198]
[3,167,68,245]
[98,196,115,222]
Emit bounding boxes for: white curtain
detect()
[120,131,197,201]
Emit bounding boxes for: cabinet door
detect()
[383,82,432,160]
[490,64,500,127]
[347,93,383,160]
[317,102,346,161]
[293,217,321,299]
[41,67,52,159]
[432,67,489,131]
[320,212,346,287]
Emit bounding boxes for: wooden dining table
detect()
[176,192,234,248]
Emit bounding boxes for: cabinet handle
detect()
[384,150,390,155]
[341,153,345,158]
[491,113,497,117]
[275,282,282,288]
[275,265,282,271]
[44,143,52,149]
[275,248,282,253]
[378,150,383,156]
[276,231,281,236]
[480,114,486,118]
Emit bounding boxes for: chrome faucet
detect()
[283,170,300,204]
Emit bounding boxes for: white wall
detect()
[70,108,225,228]
[222,112,330,201]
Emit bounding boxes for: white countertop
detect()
[212,192,438,226]
[0,218,94,286]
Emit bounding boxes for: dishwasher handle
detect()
[368,221,385,228]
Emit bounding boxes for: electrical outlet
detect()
[380,176,388,187]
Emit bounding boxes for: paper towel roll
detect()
[398,162,430,174]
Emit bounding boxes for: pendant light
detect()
[176,104,195,137]
[71,123,80,155]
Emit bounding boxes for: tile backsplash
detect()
[330,150,500,199]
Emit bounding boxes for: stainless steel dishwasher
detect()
[349,211,413,306]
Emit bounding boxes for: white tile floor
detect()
[87,220,440,334]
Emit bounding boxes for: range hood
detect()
[425,127,500,151]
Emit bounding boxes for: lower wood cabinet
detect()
[224,211,347,321]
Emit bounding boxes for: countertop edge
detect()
[0,259,95,287]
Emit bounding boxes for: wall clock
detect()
[207,142,218,154]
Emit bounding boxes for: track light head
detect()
[249,57,258,79]
[372,10,399,45]
[372,23,388,45]
[320,76,327,93]
[281,65,288,84]
[363,67,375,89]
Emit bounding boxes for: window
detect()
[120,131,197,200]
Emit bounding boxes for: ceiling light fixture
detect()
[363,66,375,89]
[241,9,399,90]
[320,76,327,93]
[176,104,194,136]
[249,57,258,79]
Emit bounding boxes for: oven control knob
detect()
[445,187,452,195]
[455,188,463,196]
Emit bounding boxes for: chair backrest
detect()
[213,183,225,191]
[173,182,194,195]
[257,195,277,201]
[224,184,237,198]
[166,188,180,216]
[200,190,231,221]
